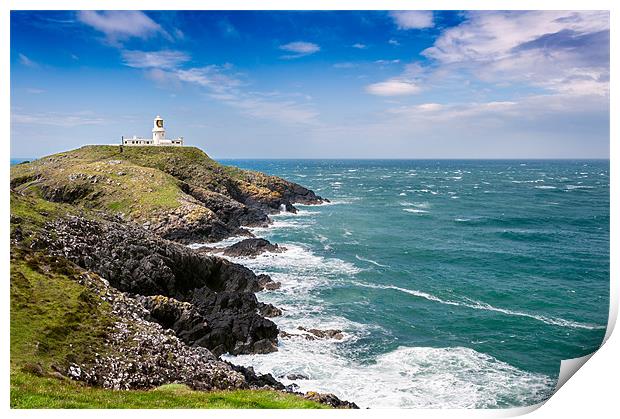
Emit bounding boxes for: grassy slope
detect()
[9,192,324,409]
[11,379,325,409]
[10,146,188,221]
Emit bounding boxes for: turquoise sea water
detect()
[210,159,609,408]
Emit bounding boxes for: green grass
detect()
[10,252,113,370]
[9,251,325,409]
[9,194,324,409]
[10,374,327,409]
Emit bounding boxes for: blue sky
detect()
[11,10,610,158]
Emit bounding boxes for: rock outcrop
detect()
[33,214,278,357]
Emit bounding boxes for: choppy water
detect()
[198,160,609,408]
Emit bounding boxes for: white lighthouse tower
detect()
[152,115,165,145]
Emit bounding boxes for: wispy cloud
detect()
[389,11,434,30]
[122,48,317,125]
[279,41,320,59]
[77,11,167,44]
[12,111,105,127]
[388,39,400,46]
[365,79,420,96]
[121,50,190,69]
[18,53,38,68]
[352,43,367,49]
[374,59,401,65]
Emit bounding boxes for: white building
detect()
[122,116,184,146]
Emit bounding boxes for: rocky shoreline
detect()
[10,146,356,408]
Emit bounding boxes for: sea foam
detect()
[224,344,555,408]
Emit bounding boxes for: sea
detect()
[12,157,608,408]
[205,159,609,409]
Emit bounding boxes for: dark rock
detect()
[258,302,282,318]
[35,215,278,356]
[65,271,249,391]
[303,391,359,409]
[257,274,281,291]
[297,327,344,340]
[223,238,285,257]
[225,362,285,390]
[286,383,300,392]
[285,373,309,380]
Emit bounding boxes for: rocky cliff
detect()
[10,146,355,408]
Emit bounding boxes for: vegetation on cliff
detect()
[11,145,323,242]
[9,146,353,409]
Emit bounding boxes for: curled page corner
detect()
[555,352,595,392]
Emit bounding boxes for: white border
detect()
[2,1,616,418]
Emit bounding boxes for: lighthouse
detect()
[152,115,165,145]
[122,115,184,146]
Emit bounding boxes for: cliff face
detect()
[10,146,355,408]
[11,145,323,243]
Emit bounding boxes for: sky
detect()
[10,10,610,159]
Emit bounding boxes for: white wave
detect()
[272,209,320,218]
[399,192,407,196]
[535,185,557,190]
[221,243,361,283]
[352,282,605,331]
[510,179,544,184]
[251,219,312,233]
[306,198,357,206]
[188,235,246,249]
[565,185,594,190]
[355,255,388,268]
[225,344,554,408]
[400,201,430,209]
[403,208,429,214]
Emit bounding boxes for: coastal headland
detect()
[9,145,356,408]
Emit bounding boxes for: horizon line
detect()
[10,156,611,161]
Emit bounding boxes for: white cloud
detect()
[77,11,166,43]
[12,111,105,127]
[18,53,38,68]
[388,39,400,46]
[389,11,434,30]
[365,79,420,96]
[374,59,401,65]
[175,66,242,92]
[352,43,367,49]
[122,50,190,70]
[279,41,320,58]
[388,101,518,121]
[422,11,610,97]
